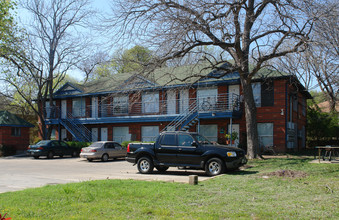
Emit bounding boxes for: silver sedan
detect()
[80,141,127,162]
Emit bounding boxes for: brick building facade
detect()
[0,111,34,152]
[42,64,311,153]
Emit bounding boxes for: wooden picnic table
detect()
[315,146,339,163]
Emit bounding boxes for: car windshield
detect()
[36,140,50,146]
[192,134,213,145]
[88,142,104,148]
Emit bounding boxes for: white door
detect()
[91,97,98,118]
[100,127,108,141]
[228,124,240,147]
[61,100,67,119]
[92,128,98,142]
[197,88,218,112]
[167,90,176,114]
[179,89,189,113]
[113,127,130,143]
[61,129,67,140]
[228,85,240,109]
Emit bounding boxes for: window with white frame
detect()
[141,126,159,142]
[257,123,273,148]
[72,98,86,117]
[197,88,218,111]
[200,124,218,142]
[252,82,261,107]
[113,127,130,143]
[142,92,159,113]
[113,95,128,114]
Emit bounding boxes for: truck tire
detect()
[205,158,225,176]
[155,166,169,172]
[137,157,154,174]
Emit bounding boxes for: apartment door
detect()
[61,129,67,140]
[92,128,98,142]
[167,90,176,114]
[100,127,108,141]
[228,124,240,147]
[228,85,240,109]
[91,97,98,118]
[179,89,189,114]
[61,100,67,119]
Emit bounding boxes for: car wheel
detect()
[47,151,54,159]
[101,154,109,162]
[87,158,93,162]
[137,157,154,174]
[33,156,39,159]
[205,158,225,176]
[71,151,78,157]
[155,166,169,172]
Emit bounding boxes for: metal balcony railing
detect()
[44,93,240,120]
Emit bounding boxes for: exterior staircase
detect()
[162,101,199,132]
[59,113,94,142]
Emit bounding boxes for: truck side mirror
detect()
[191,141,198,147]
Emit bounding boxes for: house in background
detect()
[0,111,34,153]
[42,64,312,153]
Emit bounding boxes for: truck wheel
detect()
[205,158,225,176]
[155,166,169,172]
[137,157,154,174]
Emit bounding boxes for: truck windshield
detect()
[192,134,213,145]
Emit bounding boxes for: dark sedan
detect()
[27,140,80,159]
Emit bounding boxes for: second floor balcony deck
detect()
[45,93,242,124]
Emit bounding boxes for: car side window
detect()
[178,135,194,146]
[113,143,121,149]
[51,141,58,147]
[105,143,115,149]
[60,142,68,147]
[160,134,176,146]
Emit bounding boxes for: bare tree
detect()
[0,0,95,139]
[279,1,338,112]
[106,0,313,158]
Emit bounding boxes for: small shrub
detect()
[66,141,92,149]
[0,145,16,157]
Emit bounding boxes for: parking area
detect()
[0,156,211,193]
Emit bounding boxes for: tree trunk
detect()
[240,76,260,159]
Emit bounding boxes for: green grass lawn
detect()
[0,157,338,219]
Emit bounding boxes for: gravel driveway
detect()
[0,156,210,193]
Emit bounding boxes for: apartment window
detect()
[141,126,159,142]
[113,95,128,114]
[197,88,218,111]
[200,124,218,142]
[261,81,274,107]
[11,127,21,137]
[113,127,130,143]
[72,98,86,117]
[252,82,261,107]
[142,92,159,113]
[258,123,273,148]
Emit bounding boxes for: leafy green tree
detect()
[87,46,154,81]
[0,0,17,55]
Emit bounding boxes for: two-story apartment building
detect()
[43,64,311,153]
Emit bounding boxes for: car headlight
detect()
[227,151,237,157]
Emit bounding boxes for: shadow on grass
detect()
[227,170,259,175]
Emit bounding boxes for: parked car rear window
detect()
[36,140,50,145]
[160,134,176,146]
[88,142,104,148]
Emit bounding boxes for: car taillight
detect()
[90,149,97,152]
[127,144,130,153]
[37,147,43,150]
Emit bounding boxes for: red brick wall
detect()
[0,127,31,151]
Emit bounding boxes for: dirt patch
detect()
[263,170,308,179]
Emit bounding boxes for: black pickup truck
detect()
[126,131,247,176]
